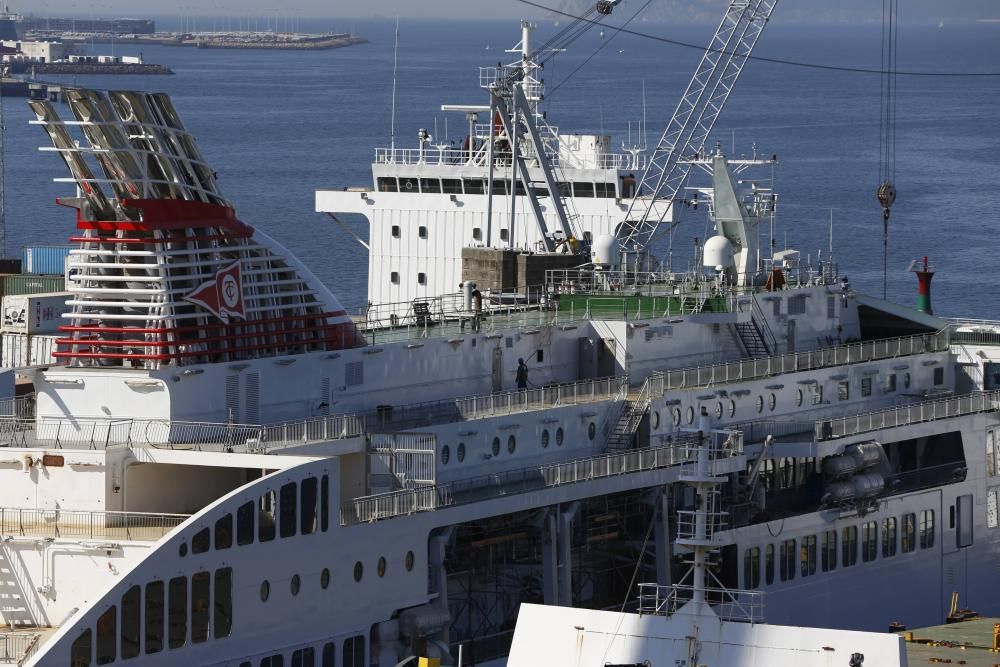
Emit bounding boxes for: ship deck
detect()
[900,617,1000,666]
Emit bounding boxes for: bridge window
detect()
[321,475,330,533]
[322,642,336,667]
[377,177,398,192]
[192,527,210,554]
[401,179,416,193]
[419,178,441,194]
[820,530,837,572]
[71,629,92,667]
[145,581,164,654]
[191,572,210,643]
[301,477,318,535]
[594,182,615,198]
[259,491,276,542]
[280,482,298,538]
[800,535,817,577]
[215,567,233,639]
[842,526,858,566]
[121,585,141,659]
[492,179,508,195]
[764,544,774,585]
[556,182,572,197]
[463,179,485,194]
[882,517,897,557]
[292,647,316,667]
[442,179,462,194]
[168,576,187,649]
[743,547,760,589]
[573,182,594,198]
[96,606,116,665]
[902,513,917,552]
[861,521,878,562]
[779,539,795,582]
[215,513,233,550]
[237,501,255,546]
[343,635,365,667]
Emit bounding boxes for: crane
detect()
[616,0,778,269]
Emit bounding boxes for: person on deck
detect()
[516,358,529,390]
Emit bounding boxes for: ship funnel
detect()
[907,256,935,314]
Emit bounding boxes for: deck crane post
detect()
[615,0,778,271]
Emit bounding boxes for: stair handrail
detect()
[749,293,777,354]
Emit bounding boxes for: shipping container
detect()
[2,292,71,335]
[21,245,74,276]
[2,274,66,296]
[1,333,60,368]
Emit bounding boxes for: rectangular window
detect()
[292,647,316,667]
[800,535,817,577]
[920,509,935,548]
[321,475,330,532]
[837,381,850,401]
[215,513,233,550]
[191,571,211,644]
[121,585,141,660]
[301,477,318,535]
[192,526,210,554]
[472,227,482,241]
[779,539,796,582]
[842,525,858,566]
[743,547,760,589]
[957,494,974,548]
[417,273,427,285]
[594,182,616,198]
[72,629,92,667]
[280,482,298,538]
[882,517,897,557]
[237,501,255,546]
[343,636,365,667]
[821,530,837,571]
[988,430,996,478]
[95,606,116,665]
[214,567,233,639]
[861,376,872,397]
[901,513,916,552]
[862,521,878,562]
[419,178,441,194]
[441,178,462,194]
[376,177,398,192]
[812,384,824,405]
[390,225,400,238]
[499,228,509,241]
[322,642,336,667]
[462,179,485,194]
[764,544,774,585]
[989,489,999,529]
[418,226,428,239]
[491,179,508,195]
[390,272,399,285]
[573,182,595,198]
[145,580,164,654]
[934,366,945,385]
[168,576,187,649]
[886,373,897,393]
[556,182,572,197]
[259,490,276,542]
[261,656,285,667]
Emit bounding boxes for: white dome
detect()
[591,234,620,267]
[703,235,734,269]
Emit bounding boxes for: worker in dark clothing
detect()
[516,358,529,389]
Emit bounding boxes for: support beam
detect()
[654,487,674,587]
[541,509,559,604]
[558,502,579,606]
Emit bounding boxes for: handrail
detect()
[815,390,1000,441]
[0,632,41,666]
[0,507,190,541]
[636,582,764,623]
[648,330,949,396]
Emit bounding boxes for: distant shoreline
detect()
[5,62,174,75]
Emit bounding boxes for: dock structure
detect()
[899,617,1000,666]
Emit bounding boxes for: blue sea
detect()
[2,17,999,317]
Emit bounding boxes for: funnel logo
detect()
[184,261,246,323]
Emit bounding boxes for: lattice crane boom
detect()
[617,0,778,259]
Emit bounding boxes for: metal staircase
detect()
[605,383,652,451]
[734,320,769,358]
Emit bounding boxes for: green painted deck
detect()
[899,617,1000,666]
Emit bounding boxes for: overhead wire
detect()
[515,0,1000,78]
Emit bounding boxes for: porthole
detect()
[588,422,596,440]
[320,568,330,590]
[492,437,501,456]
[405,551,415,572]
[904,372,911,389]
[728,400,736,418]
[768,393,777,411]
[441,445,450,465]
[377,557,387,578]
[507,435,516,454]
[556,427,564,446]
[259,580,270,602]
[651,410,660,429]
[541,430,550,448]
[178,542,187,558]
[756,395,764,413]
[796,389,804,407]
[686,406,695,425]
[353,562,363,582]
[457,442,466,462]
[714,402,723,419]
[672,408,681,427]
[290,574,301,596]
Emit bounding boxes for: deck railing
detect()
[648,330,948,395]
[636,582,765,623]
[815,389,1000,441]
[0,507,190,541]
[0,632,41,666]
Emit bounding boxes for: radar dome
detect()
[703,235,734,270]
[592,234,620,268]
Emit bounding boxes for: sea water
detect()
[2,18,998,317]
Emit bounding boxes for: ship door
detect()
[786,319,796,352]
[492,346,503,392]
[597,338,617,378]
[578,337,597,380]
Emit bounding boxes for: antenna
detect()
[389,16,400,157]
